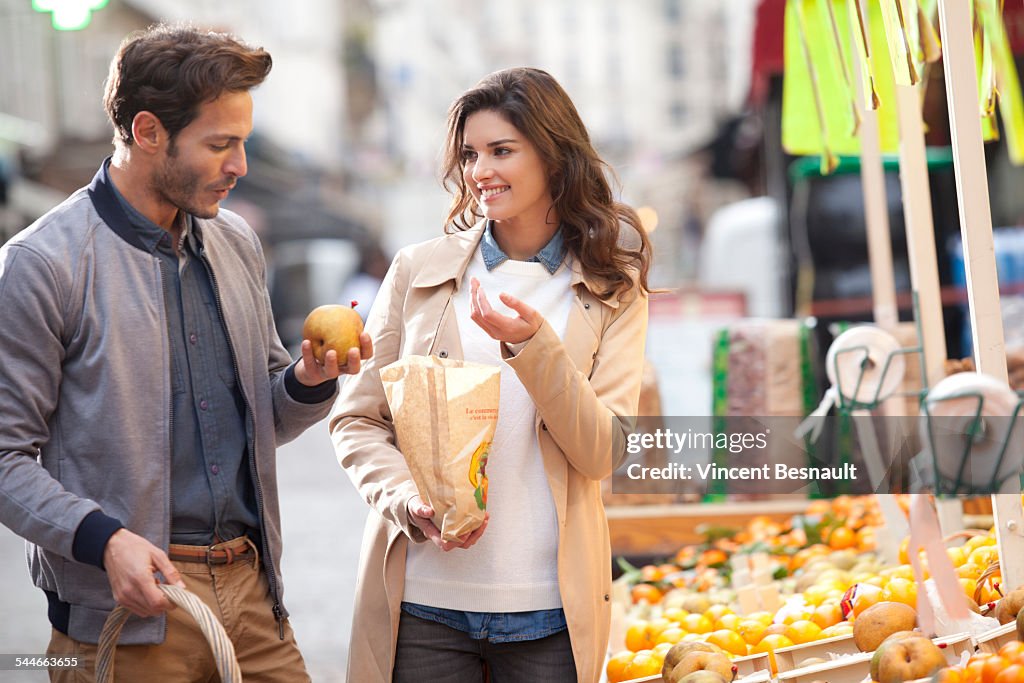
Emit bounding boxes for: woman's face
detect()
[461,109,554,228]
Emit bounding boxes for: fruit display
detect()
[605,494,1019,683]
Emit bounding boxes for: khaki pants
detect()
[46,548,309,683]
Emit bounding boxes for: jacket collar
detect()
[87,157,149,252]
[411,219,619,308]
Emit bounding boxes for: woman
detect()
[330,67,652,683]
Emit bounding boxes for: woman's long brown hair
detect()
[441,67,652,299]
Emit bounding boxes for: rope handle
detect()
[943,529,989,543]
[95,584,241,683]
[974,560,1003,607]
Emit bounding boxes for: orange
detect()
[959,563,984,580]
[828,526,857,550]
[999,642,1024,661]
[625,621,657,652]
[947,546,968,568]
[983,655,1009,683]
[970,546,1000,568]
[751,634,795,653]
[707,629,750,656]
[656,627,686,645]
[640,564,665,582]
[880,577,918,607]
[811,603,843,629]
[934,667,966,683]
[737,619,768,646]
[705,604,732,622]
[783,619,823,644]
[715,613,741,631]
[850,583,883,617]
[605,650,634,683]
[630,583,663,605]
[747,611,776,626]
[994,663,1024,683]
[663,607,689,623]
[700,548,729,566]
[622,649,661,679]
[681,613,714,634]
[819,622,853,638]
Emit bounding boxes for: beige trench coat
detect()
[329,222,648,682]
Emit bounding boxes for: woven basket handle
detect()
[974,560,1003,606]
[95,584,241,683]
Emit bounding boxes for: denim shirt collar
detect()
[480,220,565,274]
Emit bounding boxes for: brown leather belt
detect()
[167,537,256,565]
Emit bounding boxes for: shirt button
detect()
[199,399,208,410]
[584,303,591,310]
[604,594,610,601]
[541,423,547,431]
[211,464,220,475]
[438,350,448,358]
[189,333,198,345]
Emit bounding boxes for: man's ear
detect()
[131,111,167,155]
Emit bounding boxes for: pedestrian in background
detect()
[0,23,369,682]
[331,67,651,682]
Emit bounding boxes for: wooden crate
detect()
[775,651,873,683]
[624,668,772,683]
[743,634,860,674]
[975,623,1018,653]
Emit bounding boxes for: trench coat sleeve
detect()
[505,284,648,482]
[329,248,426,542]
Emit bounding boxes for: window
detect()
[664,0,683,23]
[668,43,685,79]
[670,101,688,126]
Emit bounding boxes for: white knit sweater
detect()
[403,248,573,612]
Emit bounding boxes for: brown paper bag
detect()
[380,355,500,541]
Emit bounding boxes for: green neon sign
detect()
[32,0,109,31]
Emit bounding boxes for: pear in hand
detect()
[302,301,364,364]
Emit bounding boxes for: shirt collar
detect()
[480,220,566,274]
[107,164,200,254]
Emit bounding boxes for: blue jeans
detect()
[392,610,576,683]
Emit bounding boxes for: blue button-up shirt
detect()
[111,184,257,545]
[480,220,566,274]
[401,221,568,642]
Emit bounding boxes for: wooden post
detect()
[894,83,947,389]
[858,105,898,330]
[936,0,1023,590]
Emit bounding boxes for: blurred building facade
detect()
[360,0,760,283]
[2,0,760,282]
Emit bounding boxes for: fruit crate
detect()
[624,668,772,683]
[774,651,873,683]
[743,631,973,677]
[743,634,860,674]
[974,622,1018,654]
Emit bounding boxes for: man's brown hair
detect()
[103,23,272,146]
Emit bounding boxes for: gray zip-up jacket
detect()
[0,162,336,644]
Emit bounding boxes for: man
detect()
[0,24,370,681]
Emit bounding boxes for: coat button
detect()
[439,350,448,358]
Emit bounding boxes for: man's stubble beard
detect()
[153,138,218,219]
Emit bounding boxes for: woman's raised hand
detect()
[469,277,542,345]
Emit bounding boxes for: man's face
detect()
[152,91,253,219]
